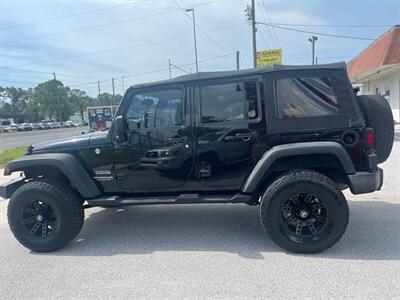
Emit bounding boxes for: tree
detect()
[0,102,13,117]
[0,87,29,118]
[97,92,123,106]
[33,80,71,121]
[68,88,96,121]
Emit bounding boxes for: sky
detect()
[0,0,399,96]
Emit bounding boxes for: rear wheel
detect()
[7,181,84,252]
[260,170,349,253]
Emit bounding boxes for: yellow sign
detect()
[256,49,282,67]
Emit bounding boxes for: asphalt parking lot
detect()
[0,141,399,298]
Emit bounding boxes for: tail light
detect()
[366,128,374,149]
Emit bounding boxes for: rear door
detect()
[193,76,266,190]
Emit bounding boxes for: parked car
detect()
[31,123,41,130]
[0,125,17,133]
[1,63,394,254]
[10,124,19,131]
[62,121,76,128]
[16,123,33,131]
[37,122,50,130]
[41,120,57,129]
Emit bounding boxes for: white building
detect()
[347,25,400,123]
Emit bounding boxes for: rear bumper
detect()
[0,178,25,199]
[348,167,383,195]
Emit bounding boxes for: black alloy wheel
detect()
[281,193,327,239]
[21,200,57,239]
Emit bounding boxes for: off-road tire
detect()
[260,170,349,254]
[8,181,84,252]
[356,95,394,163]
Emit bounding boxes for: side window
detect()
[275,76,338,119]
[126,89,183,128]
[200,81,258,123]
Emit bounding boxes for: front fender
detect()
[241,141,356,193]
[4,153,101,198]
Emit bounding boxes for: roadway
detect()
[0,127,87,151]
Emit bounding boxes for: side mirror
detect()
[114,115,126,143]
[128,119,140,131]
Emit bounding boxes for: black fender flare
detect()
[241,141,356,193]
[4,153,101,198]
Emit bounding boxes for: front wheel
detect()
[7,181,84,252]
[260,170,349,253]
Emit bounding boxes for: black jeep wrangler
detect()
[1,63,394,253]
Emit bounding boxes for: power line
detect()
[3,67,89,79]
[257,22,376,41]
[171,0,233,55]
[0,1,148,31]
[1,54,233,93]
[261,23,395,28]
[257,0,280,49]
[0,23,243,69]
[0,79,43,85]
[262,2,281,49]
[257,26,271,49]
[68,54,233,88]
[2,4,213,45]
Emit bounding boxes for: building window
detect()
[275,77,338,119]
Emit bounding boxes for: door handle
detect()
[224,133,255,142]
[235,133,254,142]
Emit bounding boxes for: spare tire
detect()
[356,95,394,163]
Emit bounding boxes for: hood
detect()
[30,131,109,153]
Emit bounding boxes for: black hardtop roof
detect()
[129,62,346,90]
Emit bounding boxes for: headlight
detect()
[159,150,179,157]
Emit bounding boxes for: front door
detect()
[116,85,193,192]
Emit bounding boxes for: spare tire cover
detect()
[356,95,394,163]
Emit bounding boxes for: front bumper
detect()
[348,167,383,194]
[0,178,25,199]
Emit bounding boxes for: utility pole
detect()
[52,72,61,122]
[111,78,115,106]
[185,8,199,73]
[308,35,318,65]
[97,81,101,96]
[168,59,172,79]
[121,76,125,94]
[236,51,240,70]
[246,0,257,68]
[168,60,190,75]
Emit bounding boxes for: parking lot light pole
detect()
[308,35,318,65]
[185,8,199,73]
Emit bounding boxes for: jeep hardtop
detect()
[1,62,394,253]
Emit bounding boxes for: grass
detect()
[0,146,27,168]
